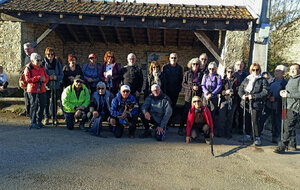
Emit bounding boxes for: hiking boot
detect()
[30,123,40,129]
[79,124,87,132]
[274,146,285,154]
[43,118,49,125]
[37,122,45,128]
[139,132,152,138]
[178,127,184,136]
[254,137,262,146]
[205,138,211,145]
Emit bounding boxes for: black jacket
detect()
[120,65,143,94]
[220,76,239,103]
[144,72,166,99]
[162,63,183,95]
[238,76,269,110]
[182,69,204,102]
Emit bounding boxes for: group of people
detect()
[19,42,299,153]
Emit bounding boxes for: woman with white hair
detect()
[24,53,49,129]
[201,61,222,135]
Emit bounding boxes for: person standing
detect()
[19,42,35,116]
[120,53,143,101]
[42,47,63,125]
[238,63,269,146]
[0,66,8,90]
[274,64,300,153]
[162,53,183,126]
[100,51,121,96]
[199,53,209,75]
[62,54,83,88]
[218,66,239,138]
[261,65,287,143]
[83,53,101,94]
[179,58,203,136]
[25,53,49,129]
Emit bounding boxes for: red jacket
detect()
[186,105,213,136]
[25,63,49,93]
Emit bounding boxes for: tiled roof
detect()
[0,0,254,20]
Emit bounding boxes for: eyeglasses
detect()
[170,57,177,59]
[152,66,160,69]
[193,100,202,103]
[252,69,260,72]
[227,71,233,73]
[122,90,130,93]
[192,63,199,66]
[37,59,42,62]
[75,80,83,84]
[47,54,54,56]
[98,87,105,90]
[208,68,215,70]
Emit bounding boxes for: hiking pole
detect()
[242,99,246,145]
[281,97,287,142]
[249,99,255,144]
[51,80,54,126]
[210,132,214,156]
[53,80,57,126]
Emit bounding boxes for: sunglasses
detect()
[122,90,130,93]
[152,66,160,69]
[37,59,42,62]
[208,68,215,70]
[201,58,207,61]
[89,57,96,59]
[193,100,202,103]
[192,63,199,66]
[252,69,260,72]
[227,71,233,73]
[98,87,105,90]
[75,80,83,84]
[170,57,177,59]
[47,54,54,56]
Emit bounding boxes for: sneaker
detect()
[37,122,45,128]
[254,137,262,146]
[139,132,152,138]
[30,123,40,129]
[43,118,49,125]
[242,135,252,143]
[274,146,285,154]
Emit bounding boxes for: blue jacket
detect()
[110,92,138,117]
[91,90,114,112]
[83,63,101,87]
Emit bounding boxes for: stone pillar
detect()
[0,21,22,87]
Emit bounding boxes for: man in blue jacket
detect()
[110,85,139,138]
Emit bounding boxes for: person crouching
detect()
[186,96,214,144]
[61,75,90,130]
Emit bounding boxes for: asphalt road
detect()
[0,113,299,190]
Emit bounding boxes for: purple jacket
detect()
[201,73,222,98]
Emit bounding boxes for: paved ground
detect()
[0,111,299,190]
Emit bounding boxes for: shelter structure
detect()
[0,0,255,86]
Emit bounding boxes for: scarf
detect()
[245,74,261,93]
[152,71,161,86]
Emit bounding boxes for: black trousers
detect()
[112,115,138,138]
[244,108,263,137]
[143,117,166,141]
[278,109,298,148]
[190,124,210,139]
[24,91,31,114]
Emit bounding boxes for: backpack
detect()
[19,64,33,89]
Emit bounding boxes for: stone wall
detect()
[0,20,22,86]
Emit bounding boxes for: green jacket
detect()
[62,84,90,113]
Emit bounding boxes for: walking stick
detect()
[243,99,246,145]
[281,97,287,141]
[53,80,57,126]
[210,133,214,156]
[249,99,255,143]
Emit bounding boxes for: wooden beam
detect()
[146,28,151,45]
[98,27,107,44]
[194,31,225,66]
[32,23,58,47]
[218,30,222,49]
[1,12,252,31]
[130,27,136,45]
[66,24,80,43]
[163,29,167,46]
[114,27,122,44]
[177,29,181,46]
[83,26,94,44]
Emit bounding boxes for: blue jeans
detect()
[64,108,88,130]
[28,92,46,125]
